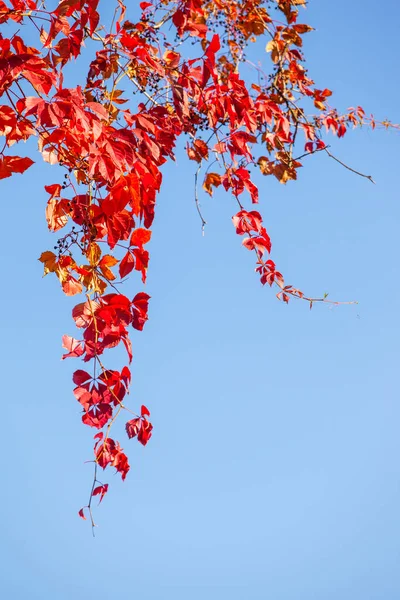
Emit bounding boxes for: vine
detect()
[0,0,396,531]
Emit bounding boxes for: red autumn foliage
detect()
[0,0,396,529]
[126,405,153,445]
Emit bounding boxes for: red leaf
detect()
[133,247,149,283]
[206,34,220,60]
[78,508,86,520]
[141,404,150,417]
[131,292,150,331]
[44,183,62,200]
[82,403,113,429]
[119,251,135,278]
[126,417,141,439]
[242,227,271,255]
[92,483,109,504]
[121,366,131,385]
[232,210,263,235]
[95,437,116,469]
[72,370,92,385]
[86,102,109,120]
[138,419,153,446]
[0,156,34,179]
[130,228,151,247]
[62,335,84,359]
[111,448,130,480]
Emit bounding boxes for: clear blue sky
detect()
[1,1,400,598]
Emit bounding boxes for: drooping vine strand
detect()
[0,0,396,529]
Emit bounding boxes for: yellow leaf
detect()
[314,100,326,111]
[87,242,101,266]
[265,40,279,63]
[80,270,107,294]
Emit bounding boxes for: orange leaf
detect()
[46,198,70,231]
[203,172,221,195]
[39,251,58,275]
[99,254,118,280]
[130,228,151,247]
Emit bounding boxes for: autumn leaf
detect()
[6,0,389,524]
[163,50,180,69]
[126,417,141,439]
[99,255,118,280]
[138,419,153,446]
[141,405,150,417]
[62,276,83,296]
[119,251,135,278]
[131,292,150,331]
[265,40,280,63]
[44,184,62,200]
[257,156,273,176]
[72,370,92,385]
[187,139,209,162]
[293,24,314,34]
[46,198,70,231]
[232,210,263,235]
[130,228,151,247]
[242,227,271,254]
[92,484,109,504]
[0,156,34,180]
[273,162,298,184]
[87,243,102,267]
[62,335,84,359]
[203,173,221,196]
[38,251,57,275]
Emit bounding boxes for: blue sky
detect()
[1,1,400,599]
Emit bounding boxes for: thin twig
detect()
[87,462,98,536]
[293,145,327,162]
[324,148,376,184]
[194,163,207,234]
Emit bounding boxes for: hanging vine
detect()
[0,0,396,531]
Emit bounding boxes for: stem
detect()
[324,148,376,184]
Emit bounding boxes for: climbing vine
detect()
[0,0,395,530]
